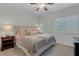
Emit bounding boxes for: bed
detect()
[15,26,56,56]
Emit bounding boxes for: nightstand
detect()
[1,36,15,51]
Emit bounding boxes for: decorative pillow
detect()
[28,28,38,35]
[16,26,44,36]
[18,28,26,35]
[25,29,27,35]
[25,29,30,35]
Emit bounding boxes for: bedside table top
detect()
[1,36,14,41]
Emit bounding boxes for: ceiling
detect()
[0,3,78,19]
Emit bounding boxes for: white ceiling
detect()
[0,3,78,19]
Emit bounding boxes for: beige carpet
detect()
[41,43,74,56]
[0,43,74,56]
[0,47,26,56]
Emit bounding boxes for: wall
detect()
[39,5,79,46]
[0,8,37,36]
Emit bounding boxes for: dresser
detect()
[1,36,15,51]
[74,37,79,56]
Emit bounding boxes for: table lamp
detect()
[2,24,12,36]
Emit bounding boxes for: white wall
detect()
[0,9,37,26]
[0,8,37,36]
[39,5,79,46]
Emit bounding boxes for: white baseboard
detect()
[56,41,74,47]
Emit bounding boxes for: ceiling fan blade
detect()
[47,3,54,4]
[30,3,37,5]
[44,7,48,11]
[36,8,39,11]
[30,3,54,5]
[46,3,54,5]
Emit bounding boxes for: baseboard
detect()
[56,41,74,47]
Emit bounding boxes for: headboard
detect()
[16,26,43,36]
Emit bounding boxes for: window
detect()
[55,18,65,32]
[55,15,79,33]
[65,16,78,33]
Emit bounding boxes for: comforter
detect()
[16,34,55,55]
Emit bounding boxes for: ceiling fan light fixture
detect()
[44,7,48,11]
[30,3,54,11]
[39,3,45,8]
[36,8,39,11]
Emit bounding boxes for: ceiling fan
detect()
[30,3,54,11]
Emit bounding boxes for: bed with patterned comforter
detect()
[16,34,55,55]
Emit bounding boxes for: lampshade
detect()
[3,24,12,32]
